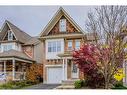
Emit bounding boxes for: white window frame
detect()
[3,44,13,52]
[68,40,73,50]
[48,41,61,53]
[59,19,66,32]
[8,30,13,41]
[75,40,80,50]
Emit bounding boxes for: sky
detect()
[0,6,95,36]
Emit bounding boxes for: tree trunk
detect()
[104,78,110,89]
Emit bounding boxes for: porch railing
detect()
[0,72,26,81]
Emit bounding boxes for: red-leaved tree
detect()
[73,44,105,88]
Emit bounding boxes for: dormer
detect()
[3,30,16,41]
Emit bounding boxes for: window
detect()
[0,44,1,52]
[68,40,73,50]
[48,41,61,52]
[52,42,56,52]
[3,44,13,52]
[48,42,52,52]
[75,40,80,50]
[3,45,7,51]
[8,31,13,41]
[8,45,13,50]
[57,41,61,52]
[72,64,78,73]
[59,19,66,32]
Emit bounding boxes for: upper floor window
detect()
[68,40,73,50]
[59,19,66,32]
[3,44,13,52]
[48,41,61,52]
[8,30,13,41]
[75,40,80,50]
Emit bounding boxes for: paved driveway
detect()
[24,83,61,89]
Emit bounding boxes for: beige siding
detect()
[33,42,43,64]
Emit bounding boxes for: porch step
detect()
[62,79,79,86]
[54,85,75,89]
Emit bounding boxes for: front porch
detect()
[58,51,81,83]
[0,57,33,82]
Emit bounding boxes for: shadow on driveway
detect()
[24,83,61,89]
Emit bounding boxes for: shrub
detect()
[74,80,85,89]
[112,82,127,89]
[26,64,43,83]
[0,80,37,89]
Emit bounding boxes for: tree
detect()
[26,64,43,83]
[73,44,105,88]
[85,6,127,89]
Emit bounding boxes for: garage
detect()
[47,67,63,84]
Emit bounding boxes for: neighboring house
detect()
[118,27,127,86]
[0,20,43,81]
[39,7,93,84]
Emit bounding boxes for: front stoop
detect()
[54,79,79,89]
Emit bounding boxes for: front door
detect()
[71,63,79,79]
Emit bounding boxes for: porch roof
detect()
[0,49,35,62]
[57,51,73,58]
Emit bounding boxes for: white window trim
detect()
[3,44,13,52]
[67,40,73,50]
[8,30,13,41]
[59,19,66,32]
[48,41,62,53]
[75,40,80,50]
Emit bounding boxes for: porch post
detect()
[62,58,65,80]
[12,58,15,80]
[3,61,6,75]
[65,58,67,80]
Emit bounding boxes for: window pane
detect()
[48,42,51,52]
[3,45,7,51]
[8,45,13,50]
[8,31,13,41]
[59,19,66,32]
[57,41,61,52]
[75,40,80,50]
[72,64,77,73]
[68,40,73,50]
[52,42,56,52]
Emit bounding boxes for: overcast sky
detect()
[0,6,95,36]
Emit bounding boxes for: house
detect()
[39,7,93,84]
[0,20,43,81]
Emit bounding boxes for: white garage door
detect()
[47,67,62,84]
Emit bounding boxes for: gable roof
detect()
[0,20,32,43]
[39,7,85,37]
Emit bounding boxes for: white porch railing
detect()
[0,72,26,81]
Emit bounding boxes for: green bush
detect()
[74,80,85,89]
[112,82,127,89]
[0,80,37,89]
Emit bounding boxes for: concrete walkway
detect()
[24,83,61,89]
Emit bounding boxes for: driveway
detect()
[24,83,61,89]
